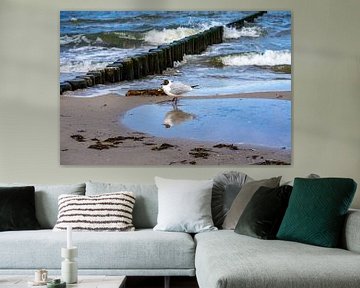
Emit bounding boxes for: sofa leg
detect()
[164,276,170,288]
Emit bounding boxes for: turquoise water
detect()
[122,98,291,148]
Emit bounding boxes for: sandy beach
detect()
[60,92,291,165]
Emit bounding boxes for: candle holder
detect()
[61,247,78,284]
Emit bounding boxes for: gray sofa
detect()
[195,213,360,288]
[0,181,359,288]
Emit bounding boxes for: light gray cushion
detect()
[154,177,217,233]
[85,181,158,229]
[195,230,360,288]
[222,177,281,230]
[212,171,252,228]
[0,183,85,228]
[0,229,195,271]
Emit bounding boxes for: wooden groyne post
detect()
[60,11,267,95]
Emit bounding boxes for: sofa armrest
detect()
[342,209,360,253]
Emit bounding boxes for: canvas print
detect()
[60,11,292,165]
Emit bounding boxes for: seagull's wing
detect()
[170,82,192,95]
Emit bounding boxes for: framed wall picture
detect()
[60,11,291,165]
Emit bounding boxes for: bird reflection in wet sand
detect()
[163,107,196,128]
[161,79,198,107]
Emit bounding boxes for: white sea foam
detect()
[223,26,262,39]
[61,24,263,47]
[60,46,127,73]
[220,50,291,66]
[60,59,106,73]
[60,34,91,45]
[144,27,201,45]
[143,23,263,46]
[199,21,223,30]
[95,37,104,44]
[173,55,194,68]
[173,60,183,68]
[199,21,263,39]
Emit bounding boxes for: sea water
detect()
[60,11,291,97]
[122,98,291,148]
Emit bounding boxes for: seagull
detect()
[161,80,198,106]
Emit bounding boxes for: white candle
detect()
[67,225,72,249]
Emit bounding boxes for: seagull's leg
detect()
[172,97,178,109]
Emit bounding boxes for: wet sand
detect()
[60,92,291,165]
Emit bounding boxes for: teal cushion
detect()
[277,178,357,247]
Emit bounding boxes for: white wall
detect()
[0,0,359,208]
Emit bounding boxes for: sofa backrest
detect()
[0,183,86,228]
[86,181,158,229]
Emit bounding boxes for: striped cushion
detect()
[53,192,136,232]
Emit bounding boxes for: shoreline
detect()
[60,91,291,165]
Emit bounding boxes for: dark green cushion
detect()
[235,185,292,239]
[0,186,41,231]
[277,178,357,247]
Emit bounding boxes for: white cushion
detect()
[53,192,135,231]
[153,177,217,233]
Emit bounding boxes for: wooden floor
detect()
[126,276,199,288]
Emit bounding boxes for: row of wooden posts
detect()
[60,11,266,95]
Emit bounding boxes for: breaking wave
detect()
[61,24,265,48]
[220,50,291,66]
[144,27,202,45]
[60,31,145,48]
[60,46,130,73]
[223,26,263,39]
[143,24,264,45]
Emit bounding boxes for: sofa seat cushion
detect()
[0,229,195,270]
[195,230,360,288]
